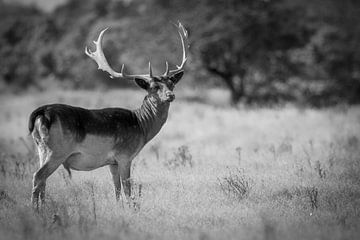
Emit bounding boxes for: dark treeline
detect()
[1,0,359,106]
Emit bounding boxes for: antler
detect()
[85,22,189,80]
[85,28,150,80]
[163,22,189,77]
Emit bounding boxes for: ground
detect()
[0,89,359,240]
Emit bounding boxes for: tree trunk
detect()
[207,67,245,105]
[228,74,245,105]
[230,89,243,105]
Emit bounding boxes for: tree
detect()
[311,0,360,104]
[193,0,312,104]
[0,3,58,91]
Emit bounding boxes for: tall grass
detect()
[0,89,360,240]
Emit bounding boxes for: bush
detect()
[218,168,253,200]
[164,145,193,170]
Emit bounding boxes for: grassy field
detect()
[0,89,360,240]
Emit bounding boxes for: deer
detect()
[28,22,188,209]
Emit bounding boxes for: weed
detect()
[218,168,253,200]
[302,145,313,169]
[235,147,242,165]
[306,186,319,211]
[164,145,193,169]
[314,160,326,179]
[269,145,277,161]
[277,137,293,155]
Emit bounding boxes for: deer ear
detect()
[170,71,184,85]
[134,78,150,90]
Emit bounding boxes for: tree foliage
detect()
[0,0,359,105]
[192,0,314,104]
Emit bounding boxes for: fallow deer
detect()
[28,22,188,208]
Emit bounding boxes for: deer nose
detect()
[165,91,175,101]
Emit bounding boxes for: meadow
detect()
[0,89,359,240]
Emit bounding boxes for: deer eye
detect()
[153,84,160,90]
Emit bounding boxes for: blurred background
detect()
[1,0,360,106]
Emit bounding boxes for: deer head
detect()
[85,22,189,103]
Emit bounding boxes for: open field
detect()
[0,89,360,240]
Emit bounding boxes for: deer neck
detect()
[134,96,170,143]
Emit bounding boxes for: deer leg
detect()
[109,164,121,201]
[118,161,131,198]
[32,154,64,209]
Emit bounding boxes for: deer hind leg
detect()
[32,118,48,208]
[32,154,64,209]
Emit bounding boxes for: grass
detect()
[0,89,360,240]
[218,168,253,200]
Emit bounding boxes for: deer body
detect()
[29,23,188,208]
[31,99,170,172]
[29,95,172,205]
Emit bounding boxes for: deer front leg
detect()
[109,164,121,201]
[111,157,132,202]
[110,156,132,204]
[32,154,64,209]
[119,161,131,199]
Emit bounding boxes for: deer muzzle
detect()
[165,91,175,102]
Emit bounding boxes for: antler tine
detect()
[85,28,124,79]
[149,62,153,78]
[85,28,150,81]
[121,64,126,76]
[176,22,188,69]
[164,22,189,76]
[164,61,169,76]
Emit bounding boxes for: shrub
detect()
[164,145,193,170]
[218,168,253,200]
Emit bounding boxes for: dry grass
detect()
[0,89,360,240]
